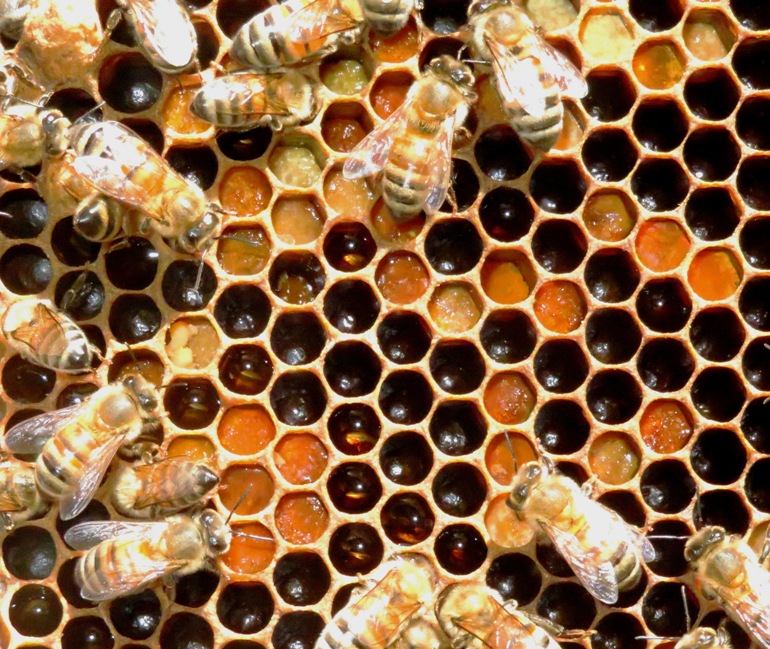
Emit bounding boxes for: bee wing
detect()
[486,35,547,117]
[537,40,588,99]
[288,0,360,44]
[214,74,294,117]
[422,113,456,215]
[4,404,85,455]
[713,566,770,648]
[64,520,169,550]
[126,0,196,70]
[343,96,413,179]
[493,608,562,649]
[60,432,128,521]
[72,155,156,209]
[81,552,183,602]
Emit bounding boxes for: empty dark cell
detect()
[193,19,219,69]
[598,490,647,527]
[743,337,770,390]
[57,500,109,548]
[585,308,641,364]
[480,309,537,363]
[323,222,376,272]
[329,404,380,455]
[324,280,380,333]
[160,613,213,649]
[0,245,51,294]
[741,217,770,268]
[474,125,532,181]
[381,493,434,544]
[424,219,483,274]
[223,642,265,649]
[52,221,99,268]
[429,341,485,394]
[3,526,55,580]
[434,524,487,574]
[636,278,692,333]
[533,339,589,394]
[642,582,699,638]
[376,312,432,364]
[99,53,162,113]
[58,558,95,609]
[417,37,464,69]
[684,68,740,120]
[55,271,104,321]
[631,158,689,211]
[645,519,691,577]
[217,583,274,632]
[684,129,740,181]
[274,553,329,606]
[219,344,273,395]
[216,126,272,160]
[272,612,324,649]
[164,379,220,429]
[57,382,98,409]
[46,88,101,123]
[695,489,750,534]
[173,570,219,608]
[690,308,745,362]
[691,428,747,486]
[734,38,770,89]
[479,187,534,242]
[166,146,218,191]
[104,238,158,290]
[530,160,586,214]
[429,400,486,455]
[62,616,113,649]
[161,260,217,312]
[271,311,326,365]
[328,523,383,576]
[742,398,770,453]
[584,249,640,303]
[0,189,47,239]
[739,156,770,209]
[108,294,161,344]
[737,97,770,150]
[446,158,480,211]
[215,0,271,36]
[378,370,433,425]
[486,553,541,606]
[534,400,590,455]
[110,590,161,640]
[700,613,751,649]
[536,541,572,578]
[747,458,770,513]
[536,583,596,630]
[432,463,487,517]
[593,613,645,649]
[582,128,638,182]
[740,277,770,330]
[641,460,695,513]
[582,69,636,122]
[531,220,587,273]
[629,0,683,29]
[214,284,271,338]
[324,340,382,397]
[2,356,56,403]
[9,584,63,636]
[270,370,327,426]
[120,118,164,154]
[637,338,694,392]
[631,99,688,152]
[420,0,470,35]
[693,367,746,421]
[327,463,382,514]
[732,0,770,29]
[586,369,643,424]
[379,431,433,485]
[685,187,739,241]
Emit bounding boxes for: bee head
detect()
[122,374,160,414]
[684,526,726,565]
[40,109,71,157]
[428,55,477,96]
[166,209,221,255]
[507,461,545,512]
[197,509,231,555]
[678,628,719,649]
[192,464,221,496]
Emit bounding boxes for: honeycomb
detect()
[0,0,768,647]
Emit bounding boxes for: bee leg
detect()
[93,9,124,61]
[447,185,459,216]
[4,166,38,183]
[580,475,597,497]
[0,512,14,531]
[162,574,178,603]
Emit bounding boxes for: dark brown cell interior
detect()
[737,96,770,149]
[378,370,433,425]
[55,270,105,321]
[417,36,464,69]
[685,187,739,241]
[160,613,213,649]
[434,524,487,574]
[645,519,691,577]
[429,340,485,394]
[691,428,747,485]
[380,492,435,544]
[108,294,162,344]
[585,308,641,364]
[534,339,589,394]
[641,459,696,513]
[689,307,745,362]
[631,158,689,212]
[164,378,220,429]
[324,341,382,397]
[534,399,590,455]
[174,571,220,608]
[121,118,164,153]
[215,284,271,338]
[328,523,384,576]
[531,219,587,273]
[328,403,380,455]
[480,309,537,363]
[0,244,52,295]
[741,217,770,268]
[323,222,377,272]
[684,67,740,120]
[328,462,383,513]
[631,98,688,152]
[684,128,740,181]
[273,553,329,607]
[9,584,63,637]
[432,462,488,516]
[166,146,219,191]
[529,159,587,214]
[271,311,327,365]
[474,125,532,181]
[104,238,158,290]
[2,526,56,580]
[0,189,48,239]
[2,356,56,404]
[582,128,638,182]
[429,400,486,455]
[57,558,97,609]
[584,249,640,303]
[740,277,770,330]
[98,53,162,113]
[582,68,637,122]
[216,126,273,161]
[636,278,692,333]
[424,219,483,275]
[269,252,326,305]
[642,582,698,637]
[537,582,596,630]
[486,553,542,606]
[691,367,747,422]
[479,187,534,242]
[269,370,327,426]
[46,88,101,123]
[695,489,750,535]
[109,590,160,641]
[637,338,694,393]
[217,583,275,632]
[272,612,324,649]
[161,260,218,312]
[420,0,470,35]
[377,312,432,364]
[733,38,770,89]
[743,338,770,391]
[219,344,273,395]
[379,431,434,485]
[446,158,480,212]
[586,369,642,424]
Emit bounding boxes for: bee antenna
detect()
[60,270,90,315]
[123,342,139,365]
[635,636,676,641]
[73,101,105,126]
[681,584,692,632]
[193,255,206,297]
[693,487,702,529]
[232,530,275,543]
[225,485,253,526]
[503,430,518,475]
[0,94,43,109]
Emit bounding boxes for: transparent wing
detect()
[64,520,169,549]
[422,113,456,215]
[4,404,85,455]
[72,155,152,207]
[493,606,561,649]
[288,0,359,44]
[486,35,547,117]
[127,0,196,68]
[343,96,413,179]
[60,433,128,521]
[714,563,770,648]
[537,38,588,99]
[80,552,181,602]
[209,74,293,116]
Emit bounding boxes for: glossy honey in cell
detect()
[275,493,330,544]
[485,433,537,485]
[583,192,637,242]
[633,41,685,89]
[222,523,275,574]
[219,465,275,515]
[217,226,272,276]
[635,219,690,272]
[688,249,743,300]
[217,405,276,456]
[375,252,430,304]
[166,435,218,461]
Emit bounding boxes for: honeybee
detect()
[0,101,70,170]
[111,456,220,519]
[395,617,446,649]
[4,374,161,520]
[229,0,413,72]
[112,0,197,74]
[0,0,28,40]
[64,120,220,253]
[317,553,439,649]
[64,508,231,601]
[465,0,587,151]
[685,526,770,648]
[190,71,318,131]
[507,459,655,604]
[672,626,733,649]
[1,298,99,373]
[0,459,49,530]
[343,55,476,221]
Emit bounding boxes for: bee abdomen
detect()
[508,97,563,151]
[612,543,644,592]
[318,617,375,649]
[35,427,94,501]
[362,0,409,35]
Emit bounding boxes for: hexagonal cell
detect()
[588,433,641,485]
[637,338,694,393]
[218,167,272,216]
[635,218,690,272]
[631,98,689,152]
[321,102,372,153]
[98,53,162,113]
[533,280,587,333]
[275,493,329,544]
[740,277,770,331]
[0,244,51,295]
[270,371,327,426]
[629,0,683,31]
[166,145,219,190]
[534,340,589,394]
[684,67,740,120]
[585,308,641,364]
[683,9,737,61]
[425,219,483,275]
[738,156,770,210]
[368,16,420,63]
[216,225,271,276]
[271,196,326,245]
[483,371,535,424]
[633,40,686,89]
[274,433,328,484]
[581,128,638,182]
[636,278,692,333]
[0,188,48,240]
[480,250,537,305]
[165,436,217,462]
[685,187,740,241]
[737,97,770,150]
[369,70,414,119]
[417,36,464,71]
[377,311,432,364]
[579,10,635,62]
[584,249,640,303]
[165,316,219,369]
[684,128,740,181]
[688,248,743,301]
[376,251,429,305]
[323,165,375,217]
[631,158,689,212]
[268,135,326,188]
[269,251,326,304]
[474,126,532,181]
[320,49,373,96]
[428,282,484,333]
[583,190,637,242]
[216,126,272,161]
[529,159,587,214]
[741,217,770,269]
[524,0,577,30]
[420,0,470,34]
[219,464,274,515]
[369,198,425,246]
[733,38,770,89]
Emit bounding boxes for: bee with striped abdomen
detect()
[507,458,655,604]
[343,55,476,222]
[0,459,49,530]
[464,0,586,151]
[190,71,318,131]
[4,374,161,520]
